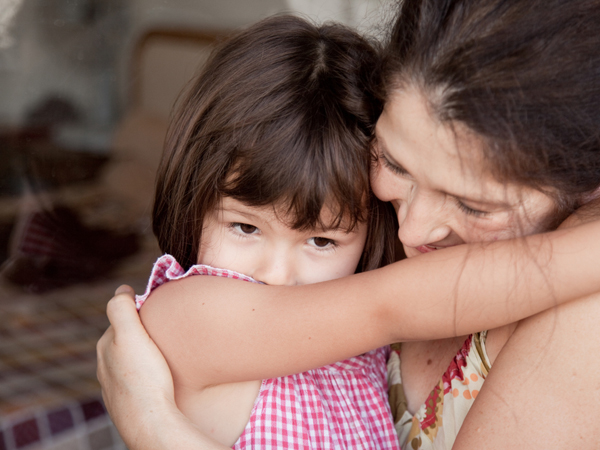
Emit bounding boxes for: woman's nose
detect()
[396,191,452,248]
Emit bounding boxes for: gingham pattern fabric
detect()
[234,348,399,450]
[138,255,400,450]
[135,254,258,310]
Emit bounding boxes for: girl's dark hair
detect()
[153,15,397,271]
[382,0,600,213]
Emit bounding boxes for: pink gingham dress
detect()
[137,255,400,450]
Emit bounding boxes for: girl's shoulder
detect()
[136,254,259,309]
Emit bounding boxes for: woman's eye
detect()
[380,152,409,176]
[456,200,489,217]
[308,237,335,248]
[232,223,259,234]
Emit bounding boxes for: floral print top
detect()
[387,332,491,450]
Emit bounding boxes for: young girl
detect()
[135,15,400,448]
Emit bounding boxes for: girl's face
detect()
[371,87,557,259]
[197,197,368,285]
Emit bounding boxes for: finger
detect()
[96,325,114,358]
[105,294,143,334]
[96,325,114,383]
[115,284,135,296]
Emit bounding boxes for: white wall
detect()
[130,0,286,31]
[1,0,292,127]
[0,0,129,127]
[286,0,393,36]
[128,0,392,35]
[0,0,393,130]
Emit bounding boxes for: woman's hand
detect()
[97,285,175,422]
[97,286,227,450]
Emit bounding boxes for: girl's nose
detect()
[253,253,297,286]
[396,191,452,248]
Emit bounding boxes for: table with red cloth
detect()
[0,279,127,450]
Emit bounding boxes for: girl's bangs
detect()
[219,135,370,232]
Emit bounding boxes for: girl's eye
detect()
[308,237,336,249]
[232,223,259,234]
[456,200,489,217]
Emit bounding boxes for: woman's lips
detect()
[416,245,439,253]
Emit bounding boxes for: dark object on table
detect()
[3,205,139,293]
[25,95,82,128]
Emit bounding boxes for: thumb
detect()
[115,284,135,296]
[105,292,143,337]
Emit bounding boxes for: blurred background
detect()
[0,0,392,449]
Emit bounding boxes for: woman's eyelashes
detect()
[379,152,409,176]
[455,199,490,217]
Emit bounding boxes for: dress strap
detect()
[472,331,491,375]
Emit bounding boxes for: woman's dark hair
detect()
[382,0,600,214]
[153,15,397,271]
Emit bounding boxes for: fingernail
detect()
[115,285,133,295]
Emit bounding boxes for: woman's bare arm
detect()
[454,289,600,449]
[140,219,600,388]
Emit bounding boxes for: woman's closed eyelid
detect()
[380,152,410,176]
[455,199,490,217]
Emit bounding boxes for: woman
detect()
[97,0,600,448]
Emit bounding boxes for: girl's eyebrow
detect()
[313,224,356,234]
[220,206,264,221]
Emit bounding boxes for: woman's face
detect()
[371,87,557,259]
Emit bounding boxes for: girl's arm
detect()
[140,219,600,388]
[96,287,228,450]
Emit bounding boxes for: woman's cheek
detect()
[370,167,408,206]
[369,164,388,201]
[470,224,515,243]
